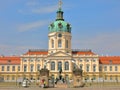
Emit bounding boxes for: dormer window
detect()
[8,60,11,63]
[67,24,70,29]
[109,60,112,64]
[50,23,54,28]
[58,23,62,28]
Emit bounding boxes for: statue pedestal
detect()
[73,69,84,87]
[39,68,49,87]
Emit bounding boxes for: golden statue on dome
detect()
[58,0,63,9]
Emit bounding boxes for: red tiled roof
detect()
[0,56,20,65]
[25,50,95,55]
[24,51,48,55]
[99,56,120,64]
[72,51,96,55]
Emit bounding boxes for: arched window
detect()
[37,64,40,71]
[51,39,54,48]
[51,61,55,70]
[65,61,69,70]
[58,61,62,70]
[66,40,68,48]
[58,39,62,48]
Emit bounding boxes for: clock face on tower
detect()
[58,33,62,37]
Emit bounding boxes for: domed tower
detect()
[48,0,72,55]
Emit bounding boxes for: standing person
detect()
[44,80,46,88]
[41,79,44,88]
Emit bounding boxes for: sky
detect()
[0,0,120,56]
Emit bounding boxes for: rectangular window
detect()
[93,76,96,80]
[99,66,102,71]
[110,76,112,80]
[93,65,96,72]
[2,66,4,71]
[18,66,20,71]
[86,65,89,72]
[24,64,27,72]
[7,76,9,80]
[12,76,15,80]
[7,66,10,71]
[115,66,118,71]
[30,64,34,72]
[104,66,107,71]
[110,66,112,71]
[105,76,107,80]
[12,66,15,71]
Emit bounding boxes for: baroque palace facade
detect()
[0,2,120,83]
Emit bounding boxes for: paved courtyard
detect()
[0,86,120,90]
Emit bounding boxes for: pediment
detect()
[48,51,71,57]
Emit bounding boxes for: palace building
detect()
[0,1,120,82]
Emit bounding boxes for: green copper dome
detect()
[49,20,71,33]
[48,8,71,33]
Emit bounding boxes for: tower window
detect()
[51,39,54,48]
[58,39,62,48]
[66,40,68,48]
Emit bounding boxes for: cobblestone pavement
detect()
[0,86,120,90]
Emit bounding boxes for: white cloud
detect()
[18,20,50,32]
